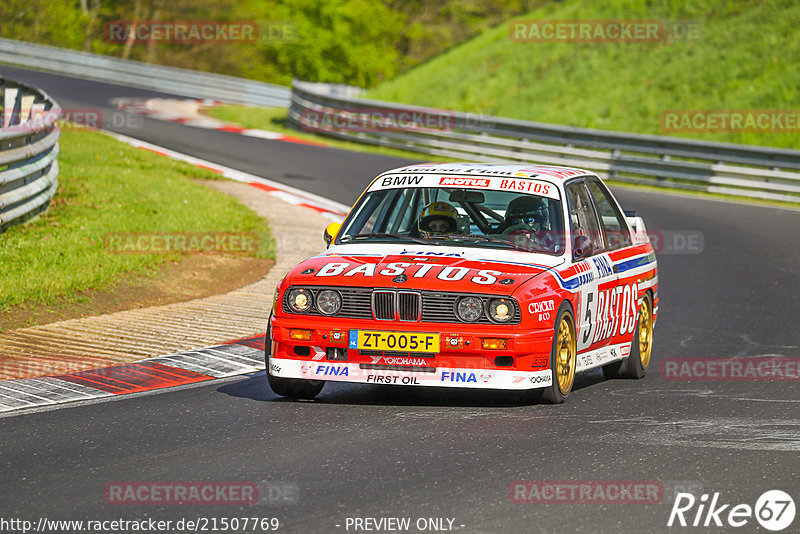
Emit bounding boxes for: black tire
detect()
[602,292,653,380]
[267,370,325,400]
[265,313,325,400]
[541,303,577,404]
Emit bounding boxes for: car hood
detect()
[285,243,565,295]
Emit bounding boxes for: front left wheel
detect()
[265,314,325,400]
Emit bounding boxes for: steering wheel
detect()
[501,223,533,235]
[502,224,551,249]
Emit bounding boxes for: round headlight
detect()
[488,298,513,323]
[288,288,313,313]
[456,296,484,322]
[316,289,342,315]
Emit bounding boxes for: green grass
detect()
[203,105,445,161]
[0,129,275,311]
[369,0,800,150]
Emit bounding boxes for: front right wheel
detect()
[541,304,577,404]
[265,314,325,400]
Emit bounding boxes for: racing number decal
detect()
[575,260,599,352]
[580,282,639,350]
[582,293,594,345]
[577,254,628,352]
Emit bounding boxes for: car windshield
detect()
[338,185,565,255]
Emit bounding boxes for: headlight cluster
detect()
[287,288,312,313]
[286,288,342,315]
[316,289,342,315]
[456,296,483,322]
[488,298,513,323]
[455,296,515,323]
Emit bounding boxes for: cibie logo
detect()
[438,177,491,188]
[529,300,555,314]
[668,490,795,531]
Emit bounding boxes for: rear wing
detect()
[627,215,650,245]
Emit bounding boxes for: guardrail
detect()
[289,80,800,203]
[0,38,290,108]
[0,77,61,232]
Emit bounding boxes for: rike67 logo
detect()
[668,490,795,531]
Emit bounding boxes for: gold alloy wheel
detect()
[638,296,654,370]
[556,316,576,395]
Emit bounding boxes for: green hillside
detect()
[369,0,800,148]
[0,1,547,87]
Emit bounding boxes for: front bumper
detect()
[269,315,555,390]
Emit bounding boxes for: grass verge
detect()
[369,0,800,150]
[0,128,275,312]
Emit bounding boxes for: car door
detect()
[586,179,640,353]
[564,180,619,359]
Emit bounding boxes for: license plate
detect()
[349,330,440,353]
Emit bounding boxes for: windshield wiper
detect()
[341,233,433,246]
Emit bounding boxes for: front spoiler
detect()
[269,357,553,390]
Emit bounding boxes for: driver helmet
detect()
[505,196,548,232]
[418,201,458,236]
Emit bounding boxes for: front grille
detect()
[397,291,421,321]
[371,291,421,321]
[283,286,519,324]
[372,290,395,320]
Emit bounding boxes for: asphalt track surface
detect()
[1,65,799,533]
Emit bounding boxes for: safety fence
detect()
[0,38,290,108]
[289,80,800,203]
[0,77,60,232]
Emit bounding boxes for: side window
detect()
[587,180,631,250]
[565,181,603,253]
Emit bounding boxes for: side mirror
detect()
[572,235,593,260]
[323,222,342,248]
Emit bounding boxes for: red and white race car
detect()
[267,163,658,403]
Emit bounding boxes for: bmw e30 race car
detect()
[267,163,658,403]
